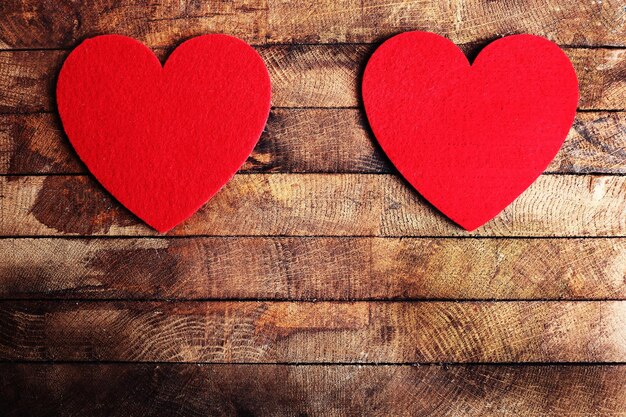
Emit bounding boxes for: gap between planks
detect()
[2,363,625,416]
[3,360,626,366]
[1,44,623,52]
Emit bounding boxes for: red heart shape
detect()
[362,32,578,231]
[57,34,271,232]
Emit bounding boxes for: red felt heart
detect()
[57,34,271,232]
[362,32,578,231]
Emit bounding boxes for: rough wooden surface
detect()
[1,0,625,48]
[1,174,625,236]
[1,237,625,301]
[2,300,626,362]
[2,364,626,416]
[1,110,625,175]
[2,1,626,415]
[0,47,624,112]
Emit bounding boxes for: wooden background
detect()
[1,0,625,415]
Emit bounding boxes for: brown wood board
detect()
[1,1,625,414]
[2,364,625,416]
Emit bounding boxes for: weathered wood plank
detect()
[1,111,624,175]
[0,0,269,50]
[266,0,626,47]
[1,174,624,236]
[1,301,625,362]
[1,0,624,48]
[2,364,625,416]
[1,237,625,300]
[0,47,623,112]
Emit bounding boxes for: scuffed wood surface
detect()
[1,0,625,48]
[1,1,625,414]
[1,174,625,236]
[0,47,624,112]
[1,237,625,300]
[1,300,626,362]
[1,110,624,174]
[2,364,625,416]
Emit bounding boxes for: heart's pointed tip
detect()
[147,221,178,234]
[460,224,480,232]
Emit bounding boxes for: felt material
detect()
[57,34,271,232]
[362,32,578,231]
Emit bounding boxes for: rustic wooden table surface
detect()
[1,0,625,415]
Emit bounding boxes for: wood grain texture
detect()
[1,110,624,175]
[2,237,625,301]
[1,300,625,362]
[1,174,625,237]
[1,0,625,48]
[2,364,625,416]
[266,0,626,47]
[1,1,624,415]
[0,47,624,112]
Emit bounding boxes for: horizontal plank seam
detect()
[3,172,626,177]
[2,360,626,366]
[1,173,621,178]
[0,109,622,116]
[2,299,624,303]
[1,44,625,53]
[1,235,625,239]
[576,109,626,113]
[0,107,623,116]
[2,298,625,302]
